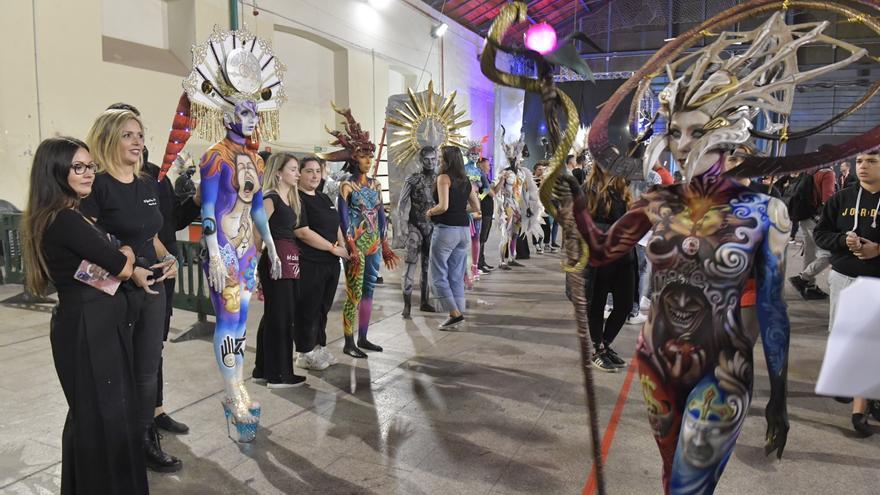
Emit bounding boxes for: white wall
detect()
[0,0,496,208]
[102,0,168,48]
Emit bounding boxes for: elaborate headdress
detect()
[586,1,880,183]
[386,80,472,166]
[158,26,286,181]
[321,103,376,163]
[643,12,869,182]
[183,26,286,142]
[464,139,483,157]
[500,125,526,166]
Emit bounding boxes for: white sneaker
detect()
[535,245,544,254]
[639,296,651,312]
[626,313,648,325]
[295,349,329,371]
[316,345,338,366]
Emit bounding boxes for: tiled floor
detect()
[1,240,878,494]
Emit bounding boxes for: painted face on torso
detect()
[640,175,768,382]
[235,153,260,203]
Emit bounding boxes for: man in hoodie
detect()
[814,149,880,437]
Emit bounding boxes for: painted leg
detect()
[419,240,436,312]
[670,370,750,494]
[343,251,367,358]
[209,283,260,442]
[471,219,482,278]
[357,252,382,352]
[636,343,684,494]
[402,262,416,319]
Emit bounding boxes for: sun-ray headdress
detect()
[386,81,472,166]
[321,103,376,163]
[158,26,286,181]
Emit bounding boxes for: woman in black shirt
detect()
[294,156,350,369]
[426,146,481,329]
[583,167,636,373]
[82,110,182,472]
[252,153,306,388]
[22,137,148,494]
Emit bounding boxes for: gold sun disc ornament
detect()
[387,80,472,167]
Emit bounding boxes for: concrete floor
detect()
[1,240,878,495]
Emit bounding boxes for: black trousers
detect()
[156,277,175,407]
[478,213,493,265]
[587,256,636,350]
[254,253,298,381]
[295,260,341,353]
[52,289,148,495]
[124,282,166,431]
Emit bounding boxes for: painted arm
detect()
[199,151,227,291]
[250,187,281,280]
[572,192,653,266]
[755,197,792,460]
[396,178,412,242]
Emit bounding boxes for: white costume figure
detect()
[494,131,543,269]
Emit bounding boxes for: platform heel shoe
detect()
[222,382,261,443]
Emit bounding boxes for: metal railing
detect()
[0,213,213,320]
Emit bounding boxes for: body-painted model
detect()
[482,2,880,494]
[164,27,287,442]
[324,104,399,358]
[398,147,438,318]
[464,141,486,282]
[576,9,878,494]
[494,132,542,269]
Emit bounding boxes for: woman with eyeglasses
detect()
[81,109,182,473]
[22,137,149,494]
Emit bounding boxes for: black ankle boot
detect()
[357,337,383,352]
[402,294,412,319]
[144,425,182,472]
[343,335,367,358]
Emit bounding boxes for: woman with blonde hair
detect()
[252,152,307,387]
[81,109,182,473]
[22,137,148,494]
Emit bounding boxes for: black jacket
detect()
[144,162,201,256]
[814,185,880,278]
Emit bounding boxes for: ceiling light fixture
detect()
[431,22,448,38]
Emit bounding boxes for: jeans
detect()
[430,224,470,314]
[799,218,831,282]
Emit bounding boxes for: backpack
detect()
[784,172,818,222]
